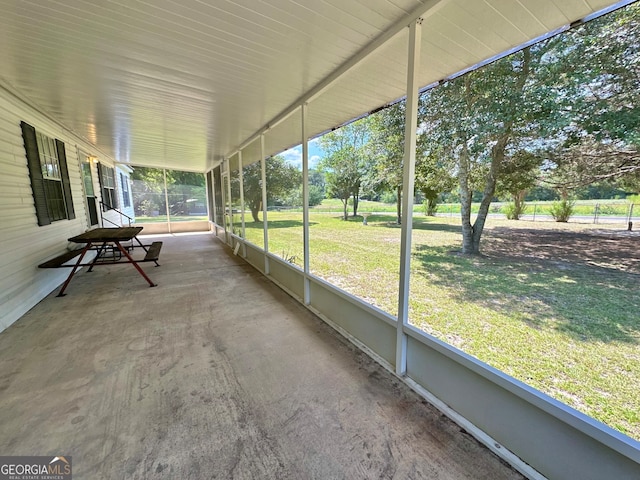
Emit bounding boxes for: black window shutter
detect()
[97,163,106,211]
[112,169,119,209]
[97,162,103,189]
[55,139,75,220]
[20,121,51,226]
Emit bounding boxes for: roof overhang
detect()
[0,0,631,172]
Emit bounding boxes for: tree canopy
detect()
[318,117,373,220]
[239,155,300,222]
[222,3,640,253]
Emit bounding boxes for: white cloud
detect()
[309,155,321,169]
[280,143,323,169]
[281,146,302,169]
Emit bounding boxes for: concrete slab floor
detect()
[0,232,525,479]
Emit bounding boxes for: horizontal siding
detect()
[115,167,135,222]
[0,87,119,332]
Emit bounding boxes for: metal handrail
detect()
[99,201,133,227]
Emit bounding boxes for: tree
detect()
[415,146,456,216]
[305,169,327,207]
[544,141,640,193]
[130,167,165,216]
[166,170,205,216]
[130,167,206,217]
[497,150,541,219]
[421,44,552,254]
[540,4,640,193]
[240,156,300,222]
[370,102,406,224]
[318,118,372,220]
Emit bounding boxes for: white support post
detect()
[302,103,311,304]
[396,18,422,376]
[260,134,270,274]
[163,168,171,234]
[209,170,217,226]
[225,159,233,246]
[238,151,246,239]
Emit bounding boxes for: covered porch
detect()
[0,233,521,479]
[1,0,639,478]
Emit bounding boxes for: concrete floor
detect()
[0,232,524,479]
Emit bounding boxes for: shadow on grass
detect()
[370,216,462,234]
[485,227,640,275]
[413,243,639,344]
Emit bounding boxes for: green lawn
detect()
[244,211,640,440]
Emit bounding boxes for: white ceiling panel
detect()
[0,0,629,172]
[240,137,262,168]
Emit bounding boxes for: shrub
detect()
[380,191,397,204]
[139,199,159,216]
[550,199,575,222]
[308,185,324,207]
[504,202,527,220]
[423,199,438,216]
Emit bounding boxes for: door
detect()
[80,155,99,226]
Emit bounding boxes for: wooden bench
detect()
[38,249,85,269]
[143,241,163,263]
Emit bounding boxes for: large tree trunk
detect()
[396,186,402,224]
[250,200,261,223]
[460,134,509,254]
[353,192,359,217]
[250,207,260,223]
[341,196,349,220]
[458,145,476,253]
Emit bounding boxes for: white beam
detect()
[396,18,422,376]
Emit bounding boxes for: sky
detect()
[279,138,324,170]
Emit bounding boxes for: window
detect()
[98,164,118,211]
[21,121,75,226]
[120,172,131,208]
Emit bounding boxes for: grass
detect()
[242,210,640,440]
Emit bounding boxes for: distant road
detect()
[434,212,632,225]
[311,209,635,226]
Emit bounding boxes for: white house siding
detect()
[116,165,135,224]
[0,87,116,332]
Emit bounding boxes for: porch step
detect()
[143,241,163,262]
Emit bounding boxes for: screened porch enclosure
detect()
[0,0,639,478]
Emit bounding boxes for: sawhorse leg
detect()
[114,241,157,287]
[57,242,93,297]
[87,241,109,272]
